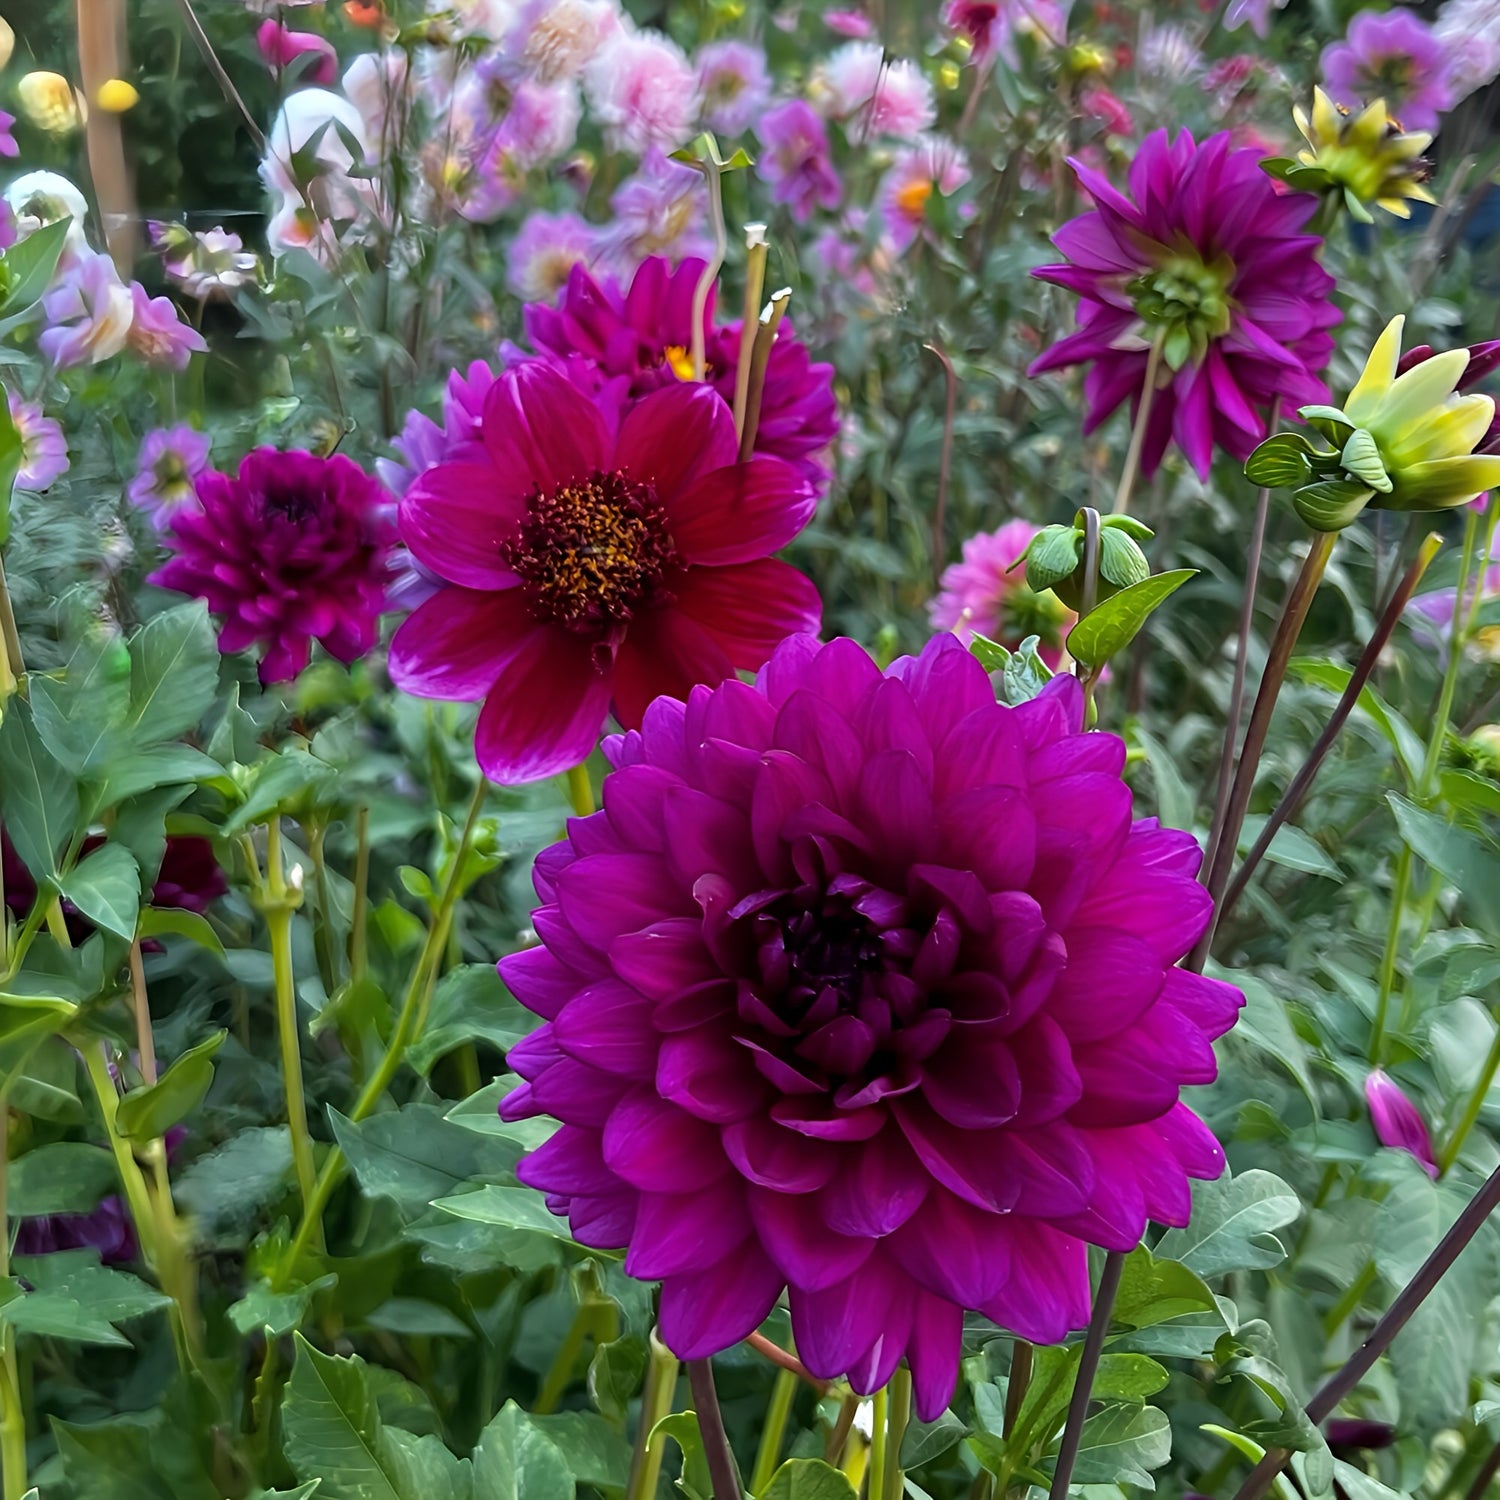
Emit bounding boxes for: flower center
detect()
[1128,249,1234,366]
[263,482,315,523]
[662,345,696,382]
[153,452,191,498]
[504,471,678,632]
[894,178,933,218]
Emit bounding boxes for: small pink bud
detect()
[1365,1070,1439,1178]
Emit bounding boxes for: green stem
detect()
[691,159,727,384]
[263,817,319,1227]
[0,1096,25,1500]
[0,554,24,690]
[868,1387,890,1500]
[349,807,370,983]
[1111,331,1166,515]
[1322,1261,1377,1340]
[626,1331,679,1500]
[566,762,595,819]
[1439,1020,1500,1175]
[276,780,488,1287]
[1376,506,1481,1059]
[534,1299,595,1415]
[750,1367,799,1493]
[882,1368,910,1500]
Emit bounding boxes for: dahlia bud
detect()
[1023,511,1152,612]
[1326,1418,1396,1453]
[1364,1069,1438,1178]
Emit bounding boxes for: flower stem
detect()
[1373,506,1481,1060]
[738,290,792,463]
[0,555,22,692]
[733,226,768,443]
[263,817,318,1226]
[0,1097,26,1500]
[1232,1158,1500,1500]
[749,1367,798,1492]
[1048,1249,1126,1500]
[1191,531,1338,969]
[534,1298,595,1415]
[1111,331,1166,515]
[129,941,158,1085]
[1003,1340,1032,1439]
[625,1331,679,1500]
[1464,1440,1500,1500]
[882,1367,911,1500]
[687,1358,743,1500]
[926,341,958,589]
[868,1386,890,1500]
[1221,531,1443,920]
[275,778,488,1286]
[349,806,370,984]
[1438,1021,1500,1175]
[691,161,727,384]
[566,762,595,819]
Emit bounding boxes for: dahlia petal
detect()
[790,1258,899,1377]
[599,764,678,853]
[853,677,934,777]
[505,1025,562,1080]
[773,691,865,805]
[498,945,580,1021]
[1173,367,1216,480]
[626,1180,753,1279]
[921,1030,1021,1128]
[888,632,996,743]
[906,1293,963,1421]
[722,1114,842,1192]
[663,784,760,891]
[518,1126,614,1196]
[800,637,886,719]
[857,749,936,863]
[935,706,1027,799]
[752,1186,876,1291]
[751,750,837,884]
[399,462,526,590]
[1048,929,1165,1042]
[473,629,615,784]
[771,1097,885,1140]
[1011,673,1085,747]
[481,361,610,492]
[603,1087,730,1192]
[569,1191,638,1249]
[1058,1133,1148,1251]
[658,1240,785,1360]
[1005,1015,1083,1126]
[896,1100,1019,1213]
[1155,1101,1227,1180]
[672,560,823,673]
[937,787,1037,891]
[530,1056,629,1127]
[818,1130,931,1238]
[1159,967,1243,1039]
[889,1187,1009,1304]
[611,607,737,731]
[757,632,825,706]
[552,979,659,1077]
[1073,871,1211,966]
[1004,1125,1096,1218]
[665,457,817,566]
[656,1027,770,1123]
[614,381,739,501]
[846,1293,913,1397]
[609,918,721,999]
[557,853,686,953]
[982,1220,1091,1344]
[1029,731,1127,782]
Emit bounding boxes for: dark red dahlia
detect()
[499,634,1242,1417]
[1029,129,1340,479]
[523,257,840,492]
[390,362,821,784]
[150,448,396,684]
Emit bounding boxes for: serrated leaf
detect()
[0,991,79,1090]
[530,1412,632,1491]
[761,1459,858,1499]
[407,964,539,1075]
[1065,569,1196,668]
[114,1029,226,1142]
[1154,1169,1301,1278]
[1293,479,1374,532]
[3,1252,170,1346]
[59,843,141,940]
[1245,432,1317,489]
[173,1125,293,1241]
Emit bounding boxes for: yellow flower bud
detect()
[0,18,15,71]
[17,70,84,133]
[938,60,961,91]
[95,78,139,112]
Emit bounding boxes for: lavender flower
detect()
[128,425,211,527]
[757,100,843,222]
[8,393,68,490]
[593,148,711,278]
[1321,9,1456,134]
[38,250,134,367]
[125,284,207,371]
[506,211,596,302]
[695,40,772,136]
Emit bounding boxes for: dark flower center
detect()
[504,471,678,632]
[263,481,316,523]
[770,894,886,1001]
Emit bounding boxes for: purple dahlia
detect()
[150,448,396,684]
[1029,130,1340,480]
[524,256,840,493]
[389,362,821,785]
[499,633,1242,1417]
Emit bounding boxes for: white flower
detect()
[4,170,91,256]
[261,88,377,259]
[1434,0,1500,100]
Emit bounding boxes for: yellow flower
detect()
[0,18,15,71]
[17,70,84,133]
[95,78,139,112]
[1290,88,1434,222]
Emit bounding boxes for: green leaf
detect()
[0,700,80,881]
[650,1412,712,1500]
[1097,525,1151,590]
[900,1410,968,1467]
[1388,794,1500,931]
[1292,479,1374,532]
[8,1142,116,1215]
[1288,659,1424,786]
[431,1185,575,1241]
[1237,816,1342,879]
[0,990,80,1091]
[407,965,539,1075]
[1244,431,1316,488]
[1090,1353,1171,1401]
[224,750,341,835]
[968,632,1010,675]
[126,602,222,746]
[0,379,19,545]
[1220,967,1318,1112]
[472,1401,574,1500]
[588,1335,645,1424]
[230,1276,337,1338]
[11,1038,83,1124]
[1155,1169,1301,1278]
[59,843,141,940]
[1341,428,1393,492]
[0,219,70,323]
[28,635,133,777]
[1112,1246,1224,1330]
[1059,1402,1171,1487]
[136,906,225,956]
[445,1079,555,1150]
[1065,569,1196,668]
[1298,405,1357,443]
[172,1125,292,1241]
[529,1413,632,1492]
[114,1030,226,1142]
[3,1252,170,1346]
[760,1459,858,1499]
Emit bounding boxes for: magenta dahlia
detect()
[1029,130,1340,480]
[498,633,1242,1417]
[523,257,839,493]
[389,362,821,784]
[150,448,395,684]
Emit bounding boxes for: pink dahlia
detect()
[389,362,821,783]
[499,634,1241,1416]
[815,42,936,140]
[695,40,772,137]
[1029,130,1339,480]
[255,19,339,86]
[929,520,1074,663]
[150,448,395,683]
[1321,9,1456,135]
[524,256,839,492]
[757,99,844,223]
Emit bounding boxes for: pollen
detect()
[663,345,696,381]
[894,178,934,218]
[505,471,678,631]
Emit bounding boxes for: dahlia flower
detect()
[1223,0,1290,38]
[1365,1071,1438,1178]
[1320,10,1455,134]
[823,8,875,37]
[814,43,936,140]
[695,40,772,137]
[593,148,712,276]
[8,394,68,491]
[756,100,844,223]
[524,256,839,491]
[881,136,970,252]
[255,20,339,86]
[1288,89,1435,221]
[125,283,208,371]
[151,224,261,299]
[1029,130,1339,480]
[499,634,1240,1416]
[379,360,497,496]
[389,362,820,783]
[151,448,395,684]
[39,251,135,368]
[944,0,1065,64]
[507,210,596,302]
[128,425,211,527]
[1433,0,1500,101]
[929,520,1074,664]
[583,30,700,156]
[16,71,82,135]
[502,0,622,83]
[1137,24,1203,82]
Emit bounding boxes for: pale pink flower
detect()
[584,29,700,155]
[880,135,970,250]
[823,7,874,36]
[125,284,207,370]
[38,250,134,367]
[8,394,68,490]
[814,42,935,139]
[154,225,260,300]
[342,50,411,151]
[694,39,771,136]
[506,210,596,301]
[505,0,622,82]
[501,77,582,166]
[592,147,711,275]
